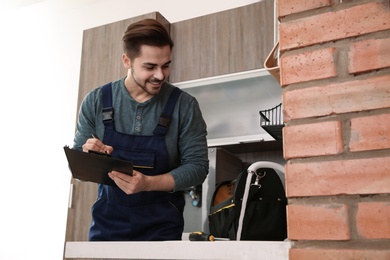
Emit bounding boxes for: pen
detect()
[91,134,110,156]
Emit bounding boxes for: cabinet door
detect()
[64,12,171,252]
[169,1,275,82]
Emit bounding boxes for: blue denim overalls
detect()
[89,83,185,241]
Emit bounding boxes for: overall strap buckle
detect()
[102,107,114,122]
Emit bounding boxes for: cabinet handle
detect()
[68,183,73,208]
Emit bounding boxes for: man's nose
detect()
[154,68,164,80]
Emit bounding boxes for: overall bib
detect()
[89,83,185,241]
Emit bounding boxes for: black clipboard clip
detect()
[88,149,111,157]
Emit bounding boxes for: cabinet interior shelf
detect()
[173,69,282,147]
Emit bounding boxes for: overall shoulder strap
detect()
[153,87,183,136]
[101,83,114,124]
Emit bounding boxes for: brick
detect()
[279,1,390,50]
[280,47,336,85]
[286,157,390,197]
[283,121,343,159]
[356,202,390,239]
[287,204,350,240]
[283,75,390,121]
[350,114,390,152]
[349,37,390,74]
[290,248,390,260]
[278,0,333,17]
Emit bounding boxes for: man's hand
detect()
[108,170,175,194]
[108,170,149,194]
[82,137,113,154]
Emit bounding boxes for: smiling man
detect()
[72,19,209,241]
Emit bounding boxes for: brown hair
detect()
[122,19,174,61]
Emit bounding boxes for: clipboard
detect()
[64,146,133,186]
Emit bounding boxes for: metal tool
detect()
[189,231,230,242]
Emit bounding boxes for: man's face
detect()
[124,45,171,97]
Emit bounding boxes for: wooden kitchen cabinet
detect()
[64,2,276,259]
[169,0,275,82]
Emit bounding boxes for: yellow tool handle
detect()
[189,231,215,241]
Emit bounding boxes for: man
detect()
[73,19,209,241]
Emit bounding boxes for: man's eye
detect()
[145,66,154,70]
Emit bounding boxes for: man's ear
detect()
[122,53,131,69]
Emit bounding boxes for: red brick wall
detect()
[277,0,390,258]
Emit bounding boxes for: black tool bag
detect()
[208,166,287,241]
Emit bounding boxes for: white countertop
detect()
[65,240,291,260]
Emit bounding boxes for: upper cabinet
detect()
[170,1,279,146]
[174,68,282,147]
[169,1,276,83]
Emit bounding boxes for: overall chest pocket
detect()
[114,149,155,169]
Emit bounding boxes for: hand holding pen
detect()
[82,134,113,155]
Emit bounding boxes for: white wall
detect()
[0,0,261,259]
